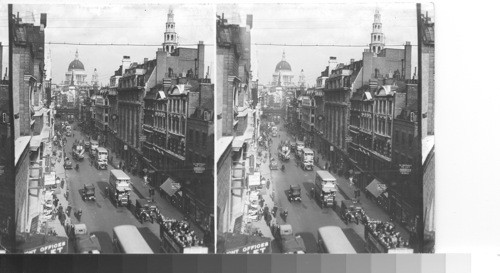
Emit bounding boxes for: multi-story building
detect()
[116,58,156,173]
[105,57,129,155]
[300,89,315,144]
[323,59,363,173]
[92,93,110,145]
[391,81,419,229]
[216,13,253,234]
[12,13,48,235]
[185,82,214,238]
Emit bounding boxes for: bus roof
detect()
[318,226,356,254]
[303,148,313,153]
[97,147,107,152]
[113,225,153,254]
[316,170,336,181]
[110,169,130,180]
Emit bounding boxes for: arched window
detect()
[377,46,381,52]
[372,46,376,52]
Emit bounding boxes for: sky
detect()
[12,4,214,85]
[218,3,434,86]
[0,6,7,77]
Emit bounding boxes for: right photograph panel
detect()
[216,3,434,254]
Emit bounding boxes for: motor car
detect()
[288,184,302,202]
[82,184,96,201]
[269,158,279,170]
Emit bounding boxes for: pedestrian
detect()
[259,198,264,208]
[266,179,270,190]
[265,212,271,226]
[66,205,72,217]
[53,197,59,208]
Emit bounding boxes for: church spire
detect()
[163,8,178,54]
[75,49,79,60]
[369,9,385,55]
[282,50,286,61]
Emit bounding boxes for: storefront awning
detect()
[30,135,43,152]
[248,173,261,188]
[160,178,181,196]
[44,172,57,187]
[366,179,387,198]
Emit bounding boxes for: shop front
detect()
[183,187,214,235]
[366,178,389,212]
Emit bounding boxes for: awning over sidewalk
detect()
[247,173,261,188]
[366,179,387,198]
[160,178,181,196]
[44,172,56,188]
[30,135,43,152]
[218,233,271,254]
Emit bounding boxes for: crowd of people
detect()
[160,218,203,249]
[366,220,409,250]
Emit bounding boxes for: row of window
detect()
[374,99,393,115]
[374,117,392,136]
[373,34,383,42]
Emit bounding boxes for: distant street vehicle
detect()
[301,148,314,171]
[109,169,131,207]
[314,170,337,208]
[82,184,96,201]
[89,140,99,158]
[71,224,101,254]
[269,158,279,170]
[64,158,73,169]
[274,224,306,254]
[288,185,302,202]
[112,225,154,254]
[95,147,108,170]
[317,226,356,254]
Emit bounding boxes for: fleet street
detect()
[11,6,215,254]
[216,4,432,253]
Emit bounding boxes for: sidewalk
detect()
[40,140,70,238]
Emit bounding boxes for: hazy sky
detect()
[218,3,434,86]
[0,6,7,77]
[12,4,214,85]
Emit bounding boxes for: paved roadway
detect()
[62,126,202,253]
[268,125,366,253]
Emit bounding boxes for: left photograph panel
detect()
[11,4,215,254]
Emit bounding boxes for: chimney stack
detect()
[328,57,337,75]
[122,56,131,75]
[350,58,355,64]
[404,41,412,80]
[144,58,148,64]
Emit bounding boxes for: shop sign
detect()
[124,145,128,151]
[225,241,270,254]
[193,163,206,174]
[399,164,412,175]
[330,146,334,151]
[23,238,68,254]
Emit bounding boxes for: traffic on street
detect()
[53,120,208,253]
[247,118,411,253]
